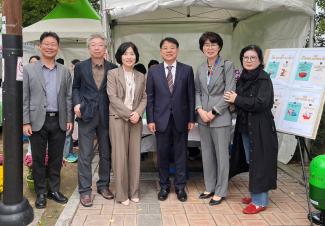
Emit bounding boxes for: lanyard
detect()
[207,57,220,86]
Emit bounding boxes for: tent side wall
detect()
[232,10,310,66]
[111,23,234,69]
[109,10,310,70]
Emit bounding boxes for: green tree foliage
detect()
[315,0,325,47]
[312,110,325,153]
[22,0,99,27]
[22,0,58,27]
[88,0,100,13]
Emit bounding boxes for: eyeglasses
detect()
[203,43,219,49]
[243,56,258,62]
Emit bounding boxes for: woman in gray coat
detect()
[195,32,236,205]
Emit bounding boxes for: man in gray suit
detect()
[23,32,73,209]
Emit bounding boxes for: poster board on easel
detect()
[264,48,325,139]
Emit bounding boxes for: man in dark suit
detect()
[146,37,195,202]
[72,34,117,207]
[23,32,73,209]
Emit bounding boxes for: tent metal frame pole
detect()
[108,12,116,64]
[304,0,316,164]
[107,11,261,28]
[111,20,231,26]
[100,0,110,61]
[101,0,115,63]
[308,0,316,48]
[100,0,107,42]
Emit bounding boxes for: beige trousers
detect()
[109,116,142,202]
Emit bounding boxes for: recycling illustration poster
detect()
[265,49,297,83]
[293,49,325,87]
[265,48,325,139]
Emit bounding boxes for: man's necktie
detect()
[167,65,173,93]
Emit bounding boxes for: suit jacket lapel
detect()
[118,66,126,92]
[86,59,98,90]
[99,60,109,90]
[173,62,182,95]
[201,62,209,94]
[208,57,224,92]
[56,63,63,94]
[35,61,46,92]
[133,70,142,104]
[158,63,169,91]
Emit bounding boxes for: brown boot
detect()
[97,188,114,200]
[80,194,93,207]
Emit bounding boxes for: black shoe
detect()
[209,197,225,206]
[35,194,47,209]
[47,191,68,204]
[199,192,214,199]
[176,189,187,202]
[158,188,170,201]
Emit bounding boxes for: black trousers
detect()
[30,115,66,194]
[155,115,188,191]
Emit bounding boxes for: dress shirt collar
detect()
[40,60,57,70]
[91,59,104,69]
[163,61,177,70]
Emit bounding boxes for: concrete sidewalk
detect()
[53,156,312,226]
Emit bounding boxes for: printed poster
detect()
[293,49,325,88]
[265,48,325,139]
[276,90,323,138]
[265,49,297,84]
[271,85,287,126]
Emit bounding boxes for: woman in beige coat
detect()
[107,42,147,205]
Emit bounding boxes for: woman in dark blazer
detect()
[107,42,147,206]
[194,32,236,205]
[224,45,278,214]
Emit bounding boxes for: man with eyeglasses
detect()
[73,34,117,207]
[23,32,73,209]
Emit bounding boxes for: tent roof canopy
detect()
[103,0,313,69]
[44,0,100,20]
[110,6,257,25]
[104,0,314,25]
[23,18,103,42]
[23,0,102,42]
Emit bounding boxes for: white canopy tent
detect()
[22,0,104,64]
[103,0,315,163]
[22,19,103,64]
[103,0,314,68]
[23,19,103,43]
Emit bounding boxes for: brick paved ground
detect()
[64,168,312,226]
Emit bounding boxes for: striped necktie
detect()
[167,65,173,93]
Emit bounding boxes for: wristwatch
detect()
[212,109,219,116]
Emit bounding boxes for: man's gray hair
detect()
[87,33,107,48]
